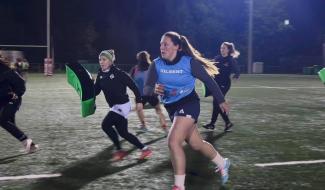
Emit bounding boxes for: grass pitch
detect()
[0,74,324,190]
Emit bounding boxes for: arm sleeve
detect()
[120,70,142,103]
[231,58,240,79]
[129,66,136,78]
[94,73,101,96]
[143,62,158,96]
[191,59,225,104]
[9,71,26,97]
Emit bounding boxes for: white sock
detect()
[142,146,148,151]
[174,174,186,190]
[212,153,225,169]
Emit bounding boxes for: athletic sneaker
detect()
[139,148,152,160]
[171,185,182,190]
[22,139,39,154]
[224,122,233,132]
[139,124,149,132]
[29,143,39,153]
[111,150,128,161]
[220,158,230,185]
[202,123,215,130]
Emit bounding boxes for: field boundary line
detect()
[255,159,325,167]
[0,173,61,181]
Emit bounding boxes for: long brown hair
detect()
[163,31,218,76]
[136,51,151,71]
[222,42,240,58]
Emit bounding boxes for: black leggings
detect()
[210,82,231,125]
[0,102,28,142]
[102,111,144,150]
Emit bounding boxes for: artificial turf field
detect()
[0,73,324,190]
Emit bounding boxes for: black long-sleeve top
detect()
[0,63,26,107]
[214,55,240,84]
[94,65,142,107]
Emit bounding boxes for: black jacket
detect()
[214,55,240,84]
[94,65,142,107]
[0,63,26,108]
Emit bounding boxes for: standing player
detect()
[202,42,240,132]
[129,51,168,132]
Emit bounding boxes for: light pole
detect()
[47,0,50,59]
[247,0,253,74]
[44,0,54,76]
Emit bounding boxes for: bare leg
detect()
[154,104,167,126]
[168,116,194,174]
[186,125,225,169]
[168,116,195,190]
[136,107,146,126]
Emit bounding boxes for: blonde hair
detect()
[163,31,218,76]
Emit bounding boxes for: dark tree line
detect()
[0,0,324,73]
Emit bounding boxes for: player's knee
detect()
[101,120,107,129]
[168,137,182,151]
[155,106,162,114]
[155,109,162,114]
[118,131,129,139]
[101,119,113,131]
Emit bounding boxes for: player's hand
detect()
[154,83,165,96]
[136,103,143,112]
[219,102,230,114]
[9,92,18,100]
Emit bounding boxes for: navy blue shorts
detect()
[165,99,200,123]
[142,95,159,107]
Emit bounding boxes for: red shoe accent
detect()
[139,148,152,160]
[161,124,169,133]
[172,185,182,190]
[111,150,128,161]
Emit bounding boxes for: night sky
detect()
[0,0,324,71]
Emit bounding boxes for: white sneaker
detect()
[22,139,39,153]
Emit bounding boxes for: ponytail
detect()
[179,35,219,76]
[163,31,219,76]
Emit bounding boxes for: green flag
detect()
[66,63,96,117]
[318,68,325,84]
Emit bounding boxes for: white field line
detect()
[255,160,325,167]
[0,173,61,181]
[235,85,324,89]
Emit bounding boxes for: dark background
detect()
[0,0,324,73]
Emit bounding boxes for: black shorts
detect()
[165,99,200,123]
[142,95,159,107]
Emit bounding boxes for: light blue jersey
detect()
[154,56,195,104]
[132,66,148,96]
